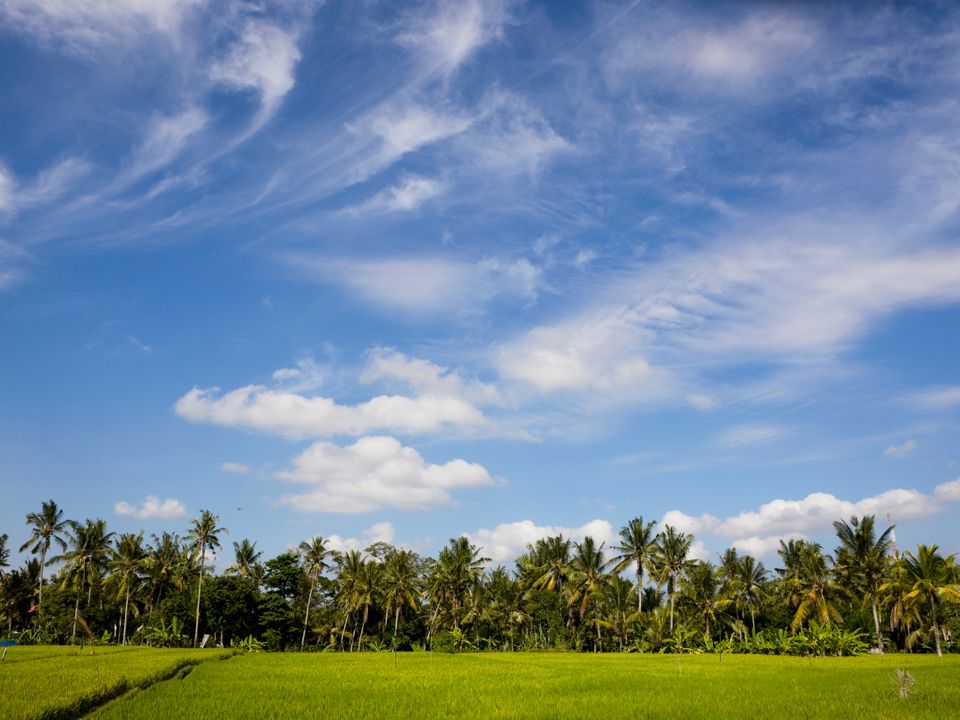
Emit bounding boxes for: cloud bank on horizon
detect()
[2,0,960,564]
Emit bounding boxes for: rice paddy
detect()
[5,649,954,720]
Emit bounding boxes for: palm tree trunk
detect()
[38,546,46,618]
[930,592,942,657]
[71,587,81,643]
[637,568,643,612]
[193,550,205,648]
[393,605,401,643]
[669,580,676,634]
[871,595,882,649]
[123,587,130,645]
[301,580,315,651]
[750,608,756,635]
[358,607,367,651]
[340,609,350,651]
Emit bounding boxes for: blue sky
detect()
[2,0,960,568]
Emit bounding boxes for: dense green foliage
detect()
[3,502,959,655]
[92,653,960,720]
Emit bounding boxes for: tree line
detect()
[1,501,958,655]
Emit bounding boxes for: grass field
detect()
[78,652,960,720]
[0,646,232,720]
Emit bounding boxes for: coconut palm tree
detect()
[432,537,488,633]
[783,541,841,632]
[528,535,572,595]
[567,537,608,651]
[382,549,421,645]
[679,561,729,639]
[734,554,767,635]
[53,519,114,642]
[336,550,365,650]
[227,539,262,579]
[187,509,226,647]
[353,560,382,651]
[899,545,960,656]
[833,515,894,648]
[297,536,330,650]
[610,517,658,612]
[145,532,186,610]
[20,499,69,618]
[109,532,146,644]
[653,525,693,633]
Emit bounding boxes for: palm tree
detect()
[653,525,693,633]
[145,532,186,610]
[109,532,146,644]
[353,560,382,651]
[297,536,331,650]
[567,537,608,651]
[53,519,114,642]
[227,539,262,579]
[187,509,226,648]
[0,534,9,579]
[382,549,421,645]
[679,561,728,639]
[782,541,841,632]
[528,535,572,594]
[734,554,767,635]
[20,499,69,618]
[900,545,960,657]
[833,515,894,648]
[610,517,658,612]
[432,537,488,633]
[336,550,365,650]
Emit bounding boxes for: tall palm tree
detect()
[20,499,69,618]
[610,517,658,612]
[833,515,894,648]
[679,561,728,639]
[297,536,330,650]
[733,554,767,635]
[900,545,960,657]
[188,509,226,648]
[382,549,421,645]
[336,550,365,650]
[145,532,186,610]
[227,539,262,579]
[432,537,488,633]
[109,532,146,644]
[783,542,841,632]
[653,525,693,633]
[353,560,382,651]
[567,537,608,651]
[53,519,113,642]
[528,535,572,594]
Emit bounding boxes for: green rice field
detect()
[4,649,959,720]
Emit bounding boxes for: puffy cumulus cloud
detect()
[361,348,502,406]
[464,518,615,565]
[395,0,508,77]
[211,22,300,107]
[884,439,917,458]
[663,485,959,556]
[274,436,494,513]
[220,462,251,474]
[174,384,489,440]
[324,522,396,555]
[935,478,960,502]
[496,312,672,395]
[114,495,187,519]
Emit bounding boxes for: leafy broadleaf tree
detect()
[20,499,69,618]
[188,510,226,647]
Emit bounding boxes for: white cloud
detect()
[174,383,490,440]
[210,22,301,122]
[687,393,717,410]
[0,157,89,215]
[275,436,494,513]
[465,518,615,565]
[124,107,207,182]
[663,485,956,557]
[911,386,960,410]
[326,521,396,554]
[358,102,473,166]
[114,495,187,519]
[884,439,917,458]
[715,424,784,448]
[0,164,14,214]
[361,347,502,406]
[347,176,444,215]
[935,478,960,502]
[220,462,251,474]
[396,0,507,77]
[496,312,672,395]
[0,0,202,50]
